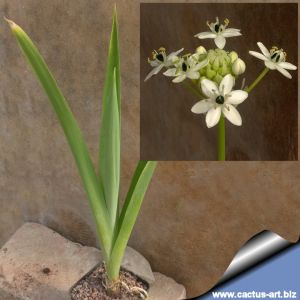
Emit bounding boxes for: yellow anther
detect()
[151,50,157,60]
[224,18,229,25]
[158,47,166,53]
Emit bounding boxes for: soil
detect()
[71,264,149,300]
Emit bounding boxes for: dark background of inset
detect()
[140,3,298,161]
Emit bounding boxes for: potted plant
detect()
[4,8,180,300]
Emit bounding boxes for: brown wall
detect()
[141,3,298,161]
[0,1,300,298]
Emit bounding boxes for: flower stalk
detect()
[218,115,226,161]
[245,67,269,93]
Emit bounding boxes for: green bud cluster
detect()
[199,49,240,84]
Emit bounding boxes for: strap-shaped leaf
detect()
[102,7,121,113]
[99,9,121,227]
[99,67,120,227]
[7,19,113,258]
[106,161,157,279]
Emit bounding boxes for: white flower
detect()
[194,17,242,50]
[191,74,248,128]
[232,58,246,76]
[249,42,297,79]
[145,47,184,81]
[163,55,208,83]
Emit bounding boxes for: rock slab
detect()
[0,223,186,300]
[148,272,186,300]
[0,222,102,300]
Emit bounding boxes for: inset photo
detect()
[140,3,298,161]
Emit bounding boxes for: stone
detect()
[0,222,102,300]
[0,223,186,300]
[122,247,155,284]
[148,272,187,300]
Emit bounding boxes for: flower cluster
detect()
[145,17,297,128]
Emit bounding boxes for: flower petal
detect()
[223,28,242,38]
[168,48,184,60]
[214,35,226,49]
[226,90,248,105]
[257,42,270,58]
[144,64,164,81]
[249,51,269,62]
[201,79,219,99]
[278,62,297,70]
[163,68,177,77]
[194,32,217,39]
[275,65,292,79]
[222,104,242,126]
[187,71,200,80]
[264,60,277,70]
[206,106,221,128]
[223,28,241,34]
[172,74,186,83]
[191,99,213,114]
[220,74,234,95]
[150,60,160,67]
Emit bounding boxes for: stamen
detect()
[158,47,166,53]
[240,78,246,90]
[152,50,158,60]
[224,18,229,26]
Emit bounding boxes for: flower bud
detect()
[229,51,238,63]
[232,58,246,76]
[196,46,207,55]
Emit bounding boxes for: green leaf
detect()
[99,67,120,227]
[106,161,157,280]
[7,19,113,259]
[99,8,121,227]
[103,8,121,113]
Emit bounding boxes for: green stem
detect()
[245,67,269,93]
[218,115,225,161]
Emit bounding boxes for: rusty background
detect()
[0,1,299,298]
[141,3,298,161]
